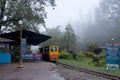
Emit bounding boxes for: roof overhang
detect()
[0,30,51,45]
[0,37,14,43]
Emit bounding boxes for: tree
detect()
[83,0,120,46]
[87,43,98,52]
[41,24,77,52]
[99,0,120,42]
[42,26,63,47]
[62,24,76,52]
[0,0,56,33]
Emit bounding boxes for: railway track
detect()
[56,62,120,80]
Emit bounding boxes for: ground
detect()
[0,61,64,80]
[56,66,111,80]
[0,61,111,80]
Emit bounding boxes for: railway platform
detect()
[0,61,65,80]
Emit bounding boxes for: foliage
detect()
[86,43,102,66]
[83,0,120,45]
[62,24,76,52]
[92,55,101,66]
[99,51,106,59]
[92,49,103,66]
[99,59,105,66]
[93,48,102,55]
[77,52,86,57]
[75,52,86,61]
[87,43,98,52]
[42,24,77,52]
[99,51,106,66]
[59,51,73,59]
[86,52,94,58]
[0,0,56,33]
[58,59,120,77]
[42,26,63,47]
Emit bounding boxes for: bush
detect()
[99,51,106,59]
[94,48,102,55]
[87,43,98,52]
[99,59,105,66]
[86,52,94,58]
[92,51,104,66]
[75,52,86,61]
[59,51,73,59]
[99,51,106,66]
[68,51,76,59]
[77,52,86,57]
[92,55,101,66]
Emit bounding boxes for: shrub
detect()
[87,43,98,52]
[75,52,86,61]
[77,52,86,57]
[94,48,102,55]
[99,51,106,59]
[92,55,101,66]
[68,51,76,59]
[59,51,73,59]
[86,52,94,58]
[92,53,105,66]
[99,58,106,66]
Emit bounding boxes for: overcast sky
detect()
[39,0,100,31]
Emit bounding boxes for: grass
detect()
[58,58,120,77]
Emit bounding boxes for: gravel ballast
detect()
[56,65,111,80]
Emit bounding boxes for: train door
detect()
[43,46,50,61]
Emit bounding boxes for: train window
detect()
[51,47,57,52]
[44,47,49,52]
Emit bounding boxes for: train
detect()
[39,45,59,62]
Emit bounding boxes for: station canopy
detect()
[0,37,14,42]
[0,30,51,45]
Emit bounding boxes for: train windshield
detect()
[51,47,57,52]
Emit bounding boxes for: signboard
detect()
[106,43,120,70]
[22,54,33,59]
[22,38,26,55]
[33,54,41,60]
[22,54,41,60]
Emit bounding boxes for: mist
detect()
[69,0,120,47]
[43,0,120,52]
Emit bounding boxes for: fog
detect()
[45,0,100,44]
[45,0,100,29]
[42,0,120,51]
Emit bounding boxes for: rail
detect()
[56,62,120,80]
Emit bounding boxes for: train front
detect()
[49,45,59,62]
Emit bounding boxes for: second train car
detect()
[39,45,59,62]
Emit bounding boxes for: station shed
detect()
[0,30,51,63]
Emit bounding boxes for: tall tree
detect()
[62,24,76,52]
[96,0,120,42]
[83,0,120,46]
[42,26,63,46]
[0,0,56,33]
